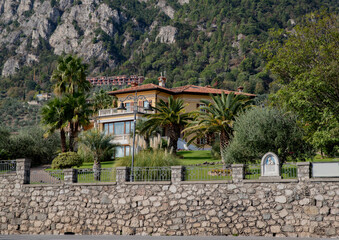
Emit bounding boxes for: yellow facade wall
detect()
[98,89,215,148]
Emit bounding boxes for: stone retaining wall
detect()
[0,159,338,237]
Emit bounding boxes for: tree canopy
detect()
[144,96,192,154]
[224,107,314,164]
[262,12,339,156]
[184,92,252,165]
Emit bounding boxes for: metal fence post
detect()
[16,158,31,184]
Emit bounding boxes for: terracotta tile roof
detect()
[171,85,255,96]
[107,84,171,95]
[108,84,256,97]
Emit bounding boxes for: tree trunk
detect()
[60,128,67,152]
[219,130,230,167]
[69,121,79,152]
[93,160,101,181]
[168,124,179,155]
[73,121,79,152]
[69,123,74,152]
[145,136,150,149]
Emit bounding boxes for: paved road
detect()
[0,235,336,240]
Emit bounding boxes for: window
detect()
[143,101,149,108]
[197,137,207,145]
[115,146,131,158]
[197,103,206,112]
[115,147,124,158]
[103,121,133,135]
[125,146,130,156]
[114,122,124,135]
[125,121,131,134]
[104,123,113,134]
[143,100,152,109]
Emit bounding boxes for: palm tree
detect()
[49,54,92,152]
[184,92,252,165]
[144,96,193,155]
[92,89,116,127]
[41,97,69,152]
[64,93,93,152]
[51,55,91,96]
[79,129,116,181]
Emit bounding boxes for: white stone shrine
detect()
[260,152,281,179]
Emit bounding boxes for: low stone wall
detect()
[0,159,338,237]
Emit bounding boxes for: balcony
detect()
[99,106,153,117]
[111,134,131,144]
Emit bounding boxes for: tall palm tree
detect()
[51,55,91,96]
[48,54,92,152]
[64,93,93,152]
[79,129,116,181]
[184,92,252,165]
[92,89,116,127]
[41,97,69,152]
[144,96,193,155]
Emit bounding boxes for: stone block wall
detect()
[0,160,338,237]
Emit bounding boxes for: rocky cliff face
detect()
[0,0,182,76]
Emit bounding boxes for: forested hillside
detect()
[0,0,337,99]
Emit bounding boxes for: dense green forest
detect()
[0,0,337,129]
[0,0,337,95]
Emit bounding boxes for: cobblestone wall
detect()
[0,160,338,237]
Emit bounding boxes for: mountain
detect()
[0,0,337,98]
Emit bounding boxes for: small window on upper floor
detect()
[197,103,206,112]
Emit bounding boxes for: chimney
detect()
[158,74,166,87]
[131,81,138,87]
[237,86,244,93]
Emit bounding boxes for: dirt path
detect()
[30,165,63,184]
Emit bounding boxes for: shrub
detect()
[114,149,180,167]
[1,126,60,165]
[211,139,221,160]
[224,107,314,164]
[51,152,83,169]
[77,144,94,163]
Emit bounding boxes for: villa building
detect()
[87,75,145,86]
[96,76,255,157]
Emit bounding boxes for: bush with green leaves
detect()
[0,126,10,159]
[224,107,314,164]
[77,144,94,163]
[211,139,221,160]
[51,152,83,169]
[0,126,60,165]
[114,149,180,167]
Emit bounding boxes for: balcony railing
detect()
[112,134,131,144]
[99,106,153,117]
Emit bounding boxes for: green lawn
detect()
[70,151,337,170]
[177,150,220,165]
[311,155,338,162]
[74,151,219,169]
[75,161,115,169]
[44,168,116,183]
